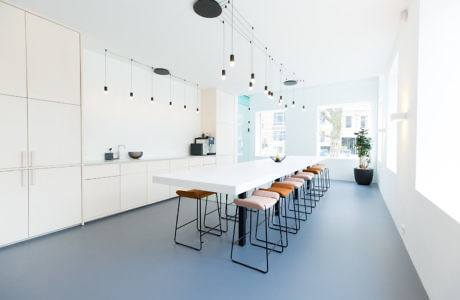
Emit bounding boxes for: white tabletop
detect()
[152,156,323,195]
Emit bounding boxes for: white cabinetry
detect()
[0,3,82,248]
[0,2,26,97]
[25,13,80,105]
[0,95,28,170]
[121,163,147,210]
[148,160,170,204]
[28,100,81,168]
[0,170,28,246]
[29,166,81,237]
[81,157,217,223]
[83,176,120,222]
[82,164,120,222]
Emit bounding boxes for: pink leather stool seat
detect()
[234,196,277,211]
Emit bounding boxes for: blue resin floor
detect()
[0,181,428,300]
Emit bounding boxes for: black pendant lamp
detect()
[129,59,134,99]
[221,21,226,80]
[103,49,108,94]
[193,0,222,18]
[229,0,235,67]
[169,75,173,108]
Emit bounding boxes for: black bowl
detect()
[270,156,286,163]
[128,152,143,159]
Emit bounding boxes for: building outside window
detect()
[361,115,367,128]
[256,110,286,156]
[345,116,352,128]
[318,103,372,157]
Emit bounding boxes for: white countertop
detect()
[152,156,323,195]
[83,155,212,166]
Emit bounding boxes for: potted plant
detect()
[353,129,373,185]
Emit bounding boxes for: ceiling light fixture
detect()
[104,49,108,94]
[183,79,187,111]
[196,84,200,114]
[150,67,155,102]
[193,0,222,18]
[279,65,283,104]
[129,59,134,99]
[221,20,226,80]
[250,26,255,84]
[169,75,173,108]
[154,68,170,76]
[302,105,306,111]
[264,47,268,94]
[229,0,235,67]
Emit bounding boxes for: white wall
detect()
[81,46,202,162]
[248,78,379,181]
[378,1,460,299]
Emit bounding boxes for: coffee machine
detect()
[190,135,216,156]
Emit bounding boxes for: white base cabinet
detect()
[83,176,120,221]
[82,157,217,222]
[0,170,28,246]
[29,166,81,237]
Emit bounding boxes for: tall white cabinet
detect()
[0,2,82,247]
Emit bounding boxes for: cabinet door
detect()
[0,95,28,170]
[121,173,147,210]
[83,176,120,222]
[0,2,26,97]
[29,166,81,237]
[28,99,81,168]
[26,13,80,105]
[0,170,28,246]
[148,160,170,204]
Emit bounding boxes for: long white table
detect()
[152,155,323,245]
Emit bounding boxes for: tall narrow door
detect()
[0,2,27,97]
[0,170,28,246]
[0,95,28,170]
[28,99,81,168]
[29,166,81,237]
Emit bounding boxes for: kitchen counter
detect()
[83,155,215,166]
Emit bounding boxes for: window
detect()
[318,103,371,158]
[386,54,398,173]
[416,0,460,222]
[361,116,367,128]
[255,110,286,156]
[345,116,352,128]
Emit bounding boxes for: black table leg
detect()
[274,178,281,216]
[238,192,247,246]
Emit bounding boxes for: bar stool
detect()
[253,190,288,249]
[174,189,222,251]
[293,171,318,208]
[283,177,309,221]
[261,182,300,234]
[305,167,325,197]
[230,194,282,273]
[313,164,330,189]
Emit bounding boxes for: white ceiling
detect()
[8,0,409,95]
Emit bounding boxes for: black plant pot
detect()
[354,168,374,185]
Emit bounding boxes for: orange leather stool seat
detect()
[176,189,215,199]
[261,187,293,198]
[305,168,321,174]
[271,182,295,190]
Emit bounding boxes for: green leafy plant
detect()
[354,128,372,169]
